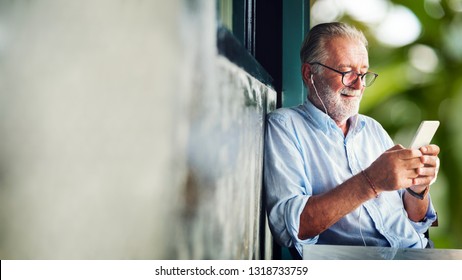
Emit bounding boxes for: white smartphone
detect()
[409,120,440,149]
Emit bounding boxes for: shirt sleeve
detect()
[264,113,318,248]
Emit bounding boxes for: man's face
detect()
[310,37,369,124]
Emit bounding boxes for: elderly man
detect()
[264,22,439,258]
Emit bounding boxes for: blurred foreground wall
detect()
[0,0,275,259]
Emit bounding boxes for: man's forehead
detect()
[325,37,369,66]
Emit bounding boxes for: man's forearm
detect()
[403,186,430,222]
[297,172,377,240]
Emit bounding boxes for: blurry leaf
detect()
[360,63,409,112]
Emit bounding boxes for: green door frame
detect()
[229,0,310,109]
[282,0,310,108]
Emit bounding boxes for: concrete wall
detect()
[0,0,275,259]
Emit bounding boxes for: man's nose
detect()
[349,75,364,89]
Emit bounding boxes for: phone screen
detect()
[409,121,440,149]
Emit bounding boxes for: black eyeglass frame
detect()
[309,62,378,87]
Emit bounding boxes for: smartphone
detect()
[409,121,440,149]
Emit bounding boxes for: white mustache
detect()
[341,90,361,97]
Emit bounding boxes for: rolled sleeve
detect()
[267,195,313,248]
[399,189,438,233]
[410,195,438,234]
[285,196,319,255]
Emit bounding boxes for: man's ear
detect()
[301,63,312,85]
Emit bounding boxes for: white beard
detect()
[310,81,362,124]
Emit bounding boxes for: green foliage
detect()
[353,0,462,248]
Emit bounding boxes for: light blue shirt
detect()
[264,100,437,256]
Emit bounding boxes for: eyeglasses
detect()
[309,62,378,87]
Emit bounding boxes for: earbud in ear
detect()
[310,74,314,84]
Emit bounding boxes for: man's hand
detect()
[404,144,440,221]
[412,144,440,187]
[365,144,424,193]
[365,144,440,195]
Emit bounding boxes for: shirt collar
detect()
[302,99,366,136]
[347,114,366,139]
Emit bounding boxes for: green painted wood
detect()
[282,0,310,107]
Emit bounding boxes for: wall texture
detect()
[178,56,276,259]
[0,0,275,259]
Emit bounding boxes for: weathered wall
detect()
[0,0,275,259]
[178,56,275,259]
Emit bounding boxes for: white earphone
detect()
[310,73,328,115]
